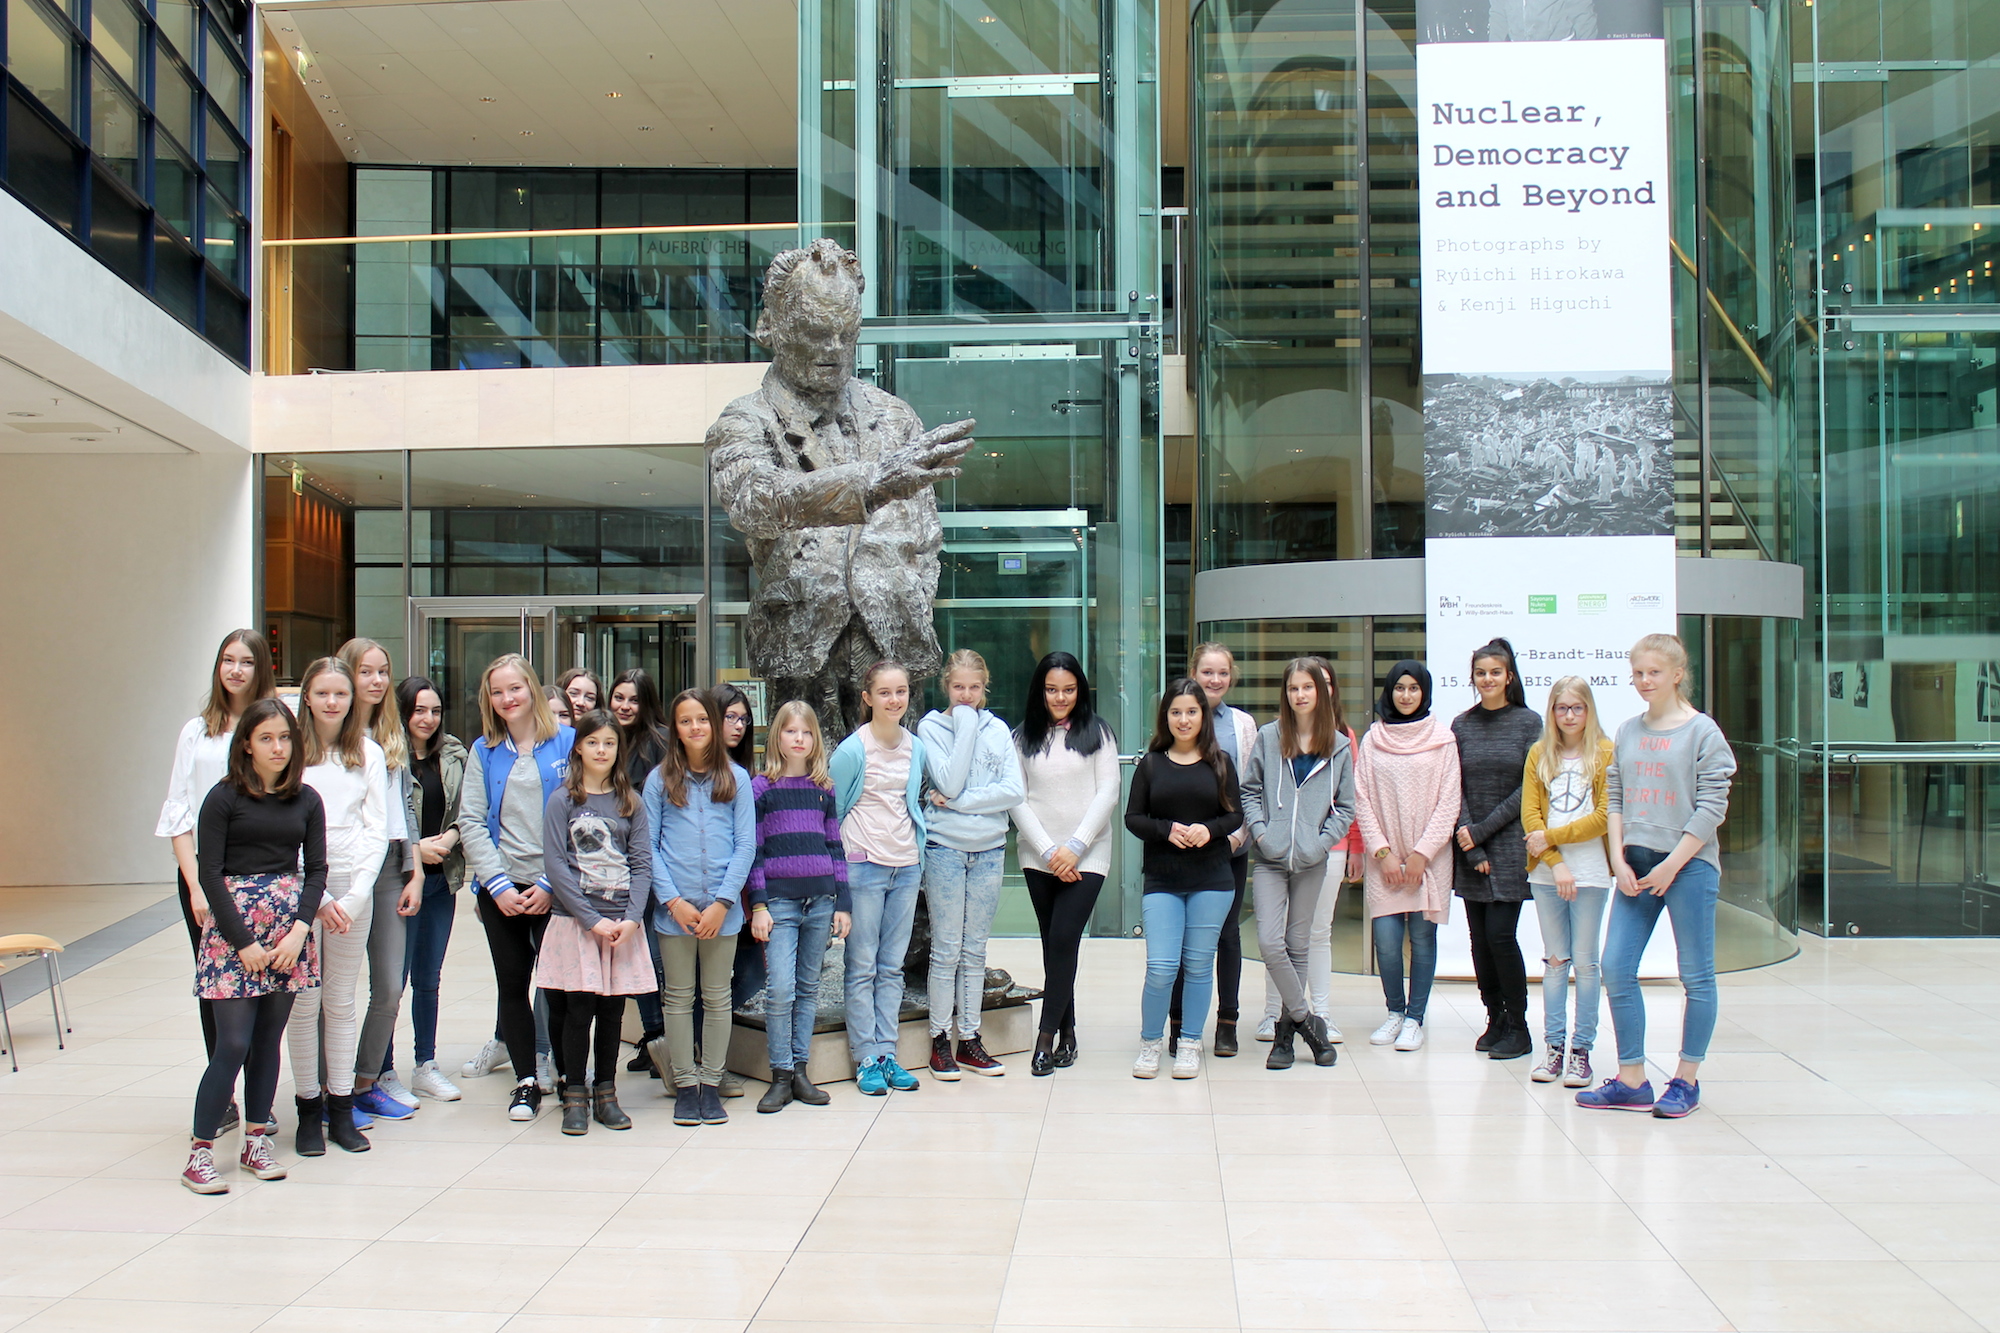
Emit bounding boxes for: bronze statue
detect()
[707,239,976,738]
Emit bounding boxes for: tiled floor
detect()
[3,899,2000,1332]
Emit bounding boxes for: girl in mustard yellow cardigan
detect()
[1521,677,1616,1088]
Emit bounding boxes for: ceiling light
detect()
[606,91,622,98]
[978,13,997,19]
[481,96,497,102]
[638,125,654,131]
[7,411,40,418]
[520,129,534,135]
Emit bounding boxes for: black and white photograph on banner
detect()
[1416,0,1663,43]
[1421,371,1673,539]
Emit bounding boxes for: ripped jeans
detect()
[1528,882,1609,1050]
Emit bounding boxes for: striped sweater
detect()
[746,774,851,912]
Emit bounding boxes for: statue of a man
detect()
[708,239,976,737]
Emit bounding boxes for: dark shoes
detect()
[956,1036,1004,1077]
[699,1083,729,1124]
[672,1085,703,1126]
[1299,1014,1338,1067]
[1266,1017,1297,1071]
[294,1094,326,1158]
[1475,1004,1500,1052]
[560,1087,591,1136]
[593,1082,632,1130]
[1213,1020,1239,1058]
[629,1031,664,1075]
[325,1094,371,1153]
[758,1069,795,1114]
[1054,1025,1077,1068]
[790,1068,831,1106]
[1032,1034,1057,1077]
[929,1032,962,1081]
[1488,1005,1533,1061]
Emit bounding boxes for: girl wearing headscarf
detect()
[1353,662,1461,1052]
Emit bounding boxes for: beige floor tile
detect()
[0,1131,167,1178]
[1221,1153,1419,1203]
[1202,1079,1377,1116]
[861,1110,1046,1153]
[998,1255,1238,1328]
[834,1149,1036,1199]
[0,1232,167,1300]
[0,1098,86,1134]
[1553,1109,1759,1156]
[0,1178,66,1213]
[0,1299,51,1332]
[298,1239,572,1313]
[751,1324,972,1333]
[1227,1201,1449,1261]
[282,1136,498,1187]
[642,1147,856,1197]
[261,1307,508,1331]
[0,1174,270,1233]
[78,1234,367,1307]
[17,1298,281,1331]
[1014,1198,1228,1258]
[1232,1258,1483,1331]
[1630,1202,1891,1261]
[1025,1151,1224,1202]
[1776,1154,2000,1204]
[180,1181,441,1240]
[1037,1111,1218,1155]
[1048,1075,1215,1115]
[1905,1261,2000,1331]
[383,1186,626,1246]
[1728,1114,1945,1157]
[1210,1113,1393,1155]
[1383,1110,1580,1156]
[1402,1153,1619,1204]
[1590,1153,1817,1203]
[511,1318,744,1333]
[763,1251,1010,1325]
[1457,1259,1730,1331]
[1431,1201,1670,1261]
[598,1191,823,1251]
[451,1140,661,1193]
[875,1076,1054,1114]
[802,1193,1024,1254]
[1834,1203,2000,1261]
[522,1247,786,1319]
[719,1108,877,1151]
[1894,1113,2000,1155]
[1683,1260,1982,1332]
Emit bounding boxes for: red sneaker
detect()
[240,1126,287,1180]
[181,1141,227,1195]
[955,1036,1005,1077]
[928,1032,961,1081]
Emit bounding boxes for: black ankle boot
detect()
[1054,1025,1078,1068]
[325,1094,371,1152]
[1488,1004,1532,1060]
[759,1069,795,1113]
[294,1094,325,1157]
[790,1068,831,1106]
[560,1086,590,1135]
[1032,1034,1057,1078]
[629,1032,664,1075]
[593,1081,632,1130]
[1475,1004,1501,1052]
[1214,1020,1239,1058]
[1266,1016,1297,1070]
[1297,1014,1338,1068]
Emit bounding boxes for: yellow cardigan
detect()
[1520,737,1614,871]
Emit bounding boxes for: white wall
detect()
[0,451,254,886]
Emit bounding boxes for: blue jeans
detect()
[924,845,1006,1039]
[844,861,922,1063]
[1140,887,1235,1043]
[1603,846,1720,1065]
[764,895,837,1069]
[392,872,456,1066]
[1372,911,1438,1023]
[1530,882,1609,1050]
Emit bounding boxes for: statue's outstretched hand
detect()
[867,417,976,506]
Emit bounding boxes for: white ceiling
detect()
[263,0,800,170]
[0,356,187,453]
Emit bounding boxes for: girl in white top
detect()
[338,638,424,1120]
[286,656,388,1157]
[1183,642,1258,1055]
[158,629,277,1075]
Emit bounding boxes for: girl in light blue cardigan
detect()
[828,662,929,1095]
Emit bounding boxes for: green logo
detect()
[1528,595,1558,614]
[1578,593,1608,614]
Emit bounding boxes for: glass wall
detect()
[0,0,249,361]
[1800,0,2000,935]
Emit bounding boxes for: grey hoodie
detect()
[1240,721,1357,872]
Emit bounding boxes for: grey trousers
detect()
[1253,859,1330,1022]
[660,931,739,1088]
[354,844,409,1082]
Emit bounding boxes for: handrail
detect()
[261,221,801,249]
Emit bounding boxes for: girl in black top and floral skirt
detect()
[184,699,328,1195]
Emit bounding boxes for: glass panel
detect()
[6,85,80,229]
[90,63,141,186]
[153,56,194,148]
[6,0,75,128]
[258,453,405,682]
[153,222,199,323]
[203,185,243,277]
[88,164,144,282]
[90,0,141,91]
[1368,0,1424,558]
[205,108,240,202]
[204,27,241,126]
[155,0,195,59]
[154,137,196,238]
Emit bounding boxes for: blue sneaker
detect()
[1652,1077,1700,1118]
[880,1055,921,1092]
[354,1086,416,1121]
[856,1058,890,1096]
[1574,1076,1656,1111]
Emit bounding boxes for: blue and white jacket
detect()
[459,727,573,895]
[916,706,1025,853]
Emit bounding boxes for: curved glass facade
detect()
[1191,0,1802,963]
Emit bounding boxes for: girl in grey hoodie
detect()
[1240,657,1356,1071]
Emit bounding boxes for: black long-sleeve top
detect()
[196,781,329,949]
[1124,750,1243,892]
[1450,702,1544,902]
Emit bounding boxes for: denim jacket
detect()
[643,762,756,937]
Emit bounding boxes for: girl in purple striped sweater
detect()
[747,701,852,1113]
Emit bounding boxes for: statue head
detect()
[756,239,865,397]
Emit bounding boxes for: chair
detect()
[0,935,71,1073]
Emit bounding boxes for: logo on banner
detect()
[1578,593,1608,614]
[1528,595,1558,614]
[1628,593,1664,611]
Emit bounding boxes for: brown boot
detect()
[591,1082,631,1130]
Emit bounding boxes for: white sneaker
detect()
[1133,1037,1165,1079]
[461,1038,509,1079]
[1369,1013,1404,1046]
[410,1060,462,1102]
[1393,1018,1425,1051]
[376,1071,420,1109]
[1319,1011,1344,1044]
[1255,1014,1278,1042]
[1172,1038,1203,1079]
[535,1052,557,1094]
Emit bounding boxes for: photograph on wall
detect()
[1421,371,1673,539]
[1417,0,1663,43]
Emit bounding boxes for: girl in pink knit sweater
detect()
[1355,661,1461,1052]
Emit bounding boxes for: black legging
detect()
[178,870,219,1059]
[476,890,549,1079]
[546,989,626,1089]
[193,992,295,1140]
[1170,853,1247,1025]
[1024,868,1105,1035]
[1464,899,1529,1011]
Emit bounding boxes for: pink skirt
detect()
[534,914,657,996]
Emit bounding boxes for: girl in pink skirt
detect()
[536,710,656,1134]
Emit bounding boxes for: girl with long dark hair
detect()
[1012,651,1119,1075]
[1171,642,1258,1056]
[393,675,467,1102]
[609,668,672,1068]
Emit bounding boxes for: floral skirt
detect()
[195,873,321,1000]
[533,914,656,996]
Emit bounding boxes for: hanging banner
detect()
[1416,2,1678,977]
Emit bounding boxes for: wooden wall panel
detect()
[261,20,351,372]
